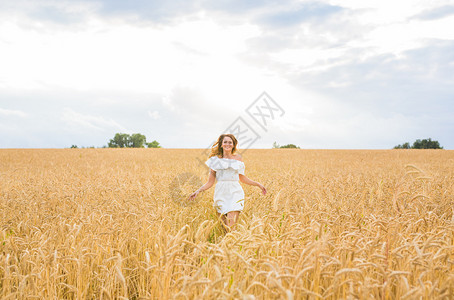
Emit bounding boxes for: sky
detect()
[0,0,453,149]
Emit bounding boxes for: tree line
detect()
[272,142,300,149]
[108,133,161,148]
[70,136,443,150]
[394,138,443,149]
[70,133,161,149]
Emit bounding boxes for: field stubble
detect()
[1,148,453,299]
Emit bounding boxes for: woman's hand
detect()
[188,190,200,201]
[258,183,267,195]
[189,172,215,201]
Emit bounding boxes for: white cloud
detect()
[61,108,127,132]
[0,107,28,117]
[148,110,160,119]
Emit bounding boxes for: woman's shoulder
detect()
[232,153,243,162]
[220,154,243,162]
[210,154,243,162]
[205,155,244,171]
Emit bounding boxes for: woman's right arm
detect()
[188,170,216,200]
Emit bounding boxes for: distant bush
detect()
[272,142,300,149]
[108,133,161,148]
[146,140,161,148]
[280,144,300,149]
[394,138,443,149]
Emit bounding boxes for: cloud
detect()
[161,86,225,120]
[289,39,454,107]
[0,107,28,117]
[92,0,200,24]
[241,36,454,149]
[244,4,369,60]
[148,110,161,120]
[172,41,208,57]
[257,2,344,28]
[0,0,193,27]
[203,0,285,14]
[28,3,90,24]
[61,108,128,132]
[3,0,343,27]
[0,0,95,26]
[414,5,454,20]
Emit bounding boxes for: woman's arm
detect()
[188,170,216,200]
[239,174,267,195]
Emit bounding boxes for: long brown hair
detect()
[209,134,238,158]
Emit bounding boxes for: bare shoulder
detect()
[234,153,243,162]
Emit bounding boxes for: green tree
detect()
[394,142,411,149]
[130,133,147,148]
[394,138,443,149]
[147,140,161,148]
[280,144,300,149]
[273,142,300,149]
[412,138,442,149]
[108,133,130,148]
[108,133,161,148]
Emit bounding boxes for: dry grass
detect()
[1,148,453,299]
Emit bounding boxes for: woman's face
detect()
[222,136,234,152]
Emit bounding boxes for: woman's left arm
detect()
[239,174,267,195]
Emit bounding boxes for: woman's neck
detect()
[222,150,233,158]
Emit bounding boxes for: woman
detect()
[189,134,267,230]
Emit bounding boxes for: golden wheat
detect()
[1,148,453,299]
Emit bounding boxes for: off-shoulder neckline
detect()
[214,156,243,162]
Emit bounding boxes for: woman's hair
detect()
[209,134,238,158]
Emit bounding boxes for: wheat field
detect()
[1,148,453,299]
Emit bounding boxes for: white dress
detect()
[205,156,245,215]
